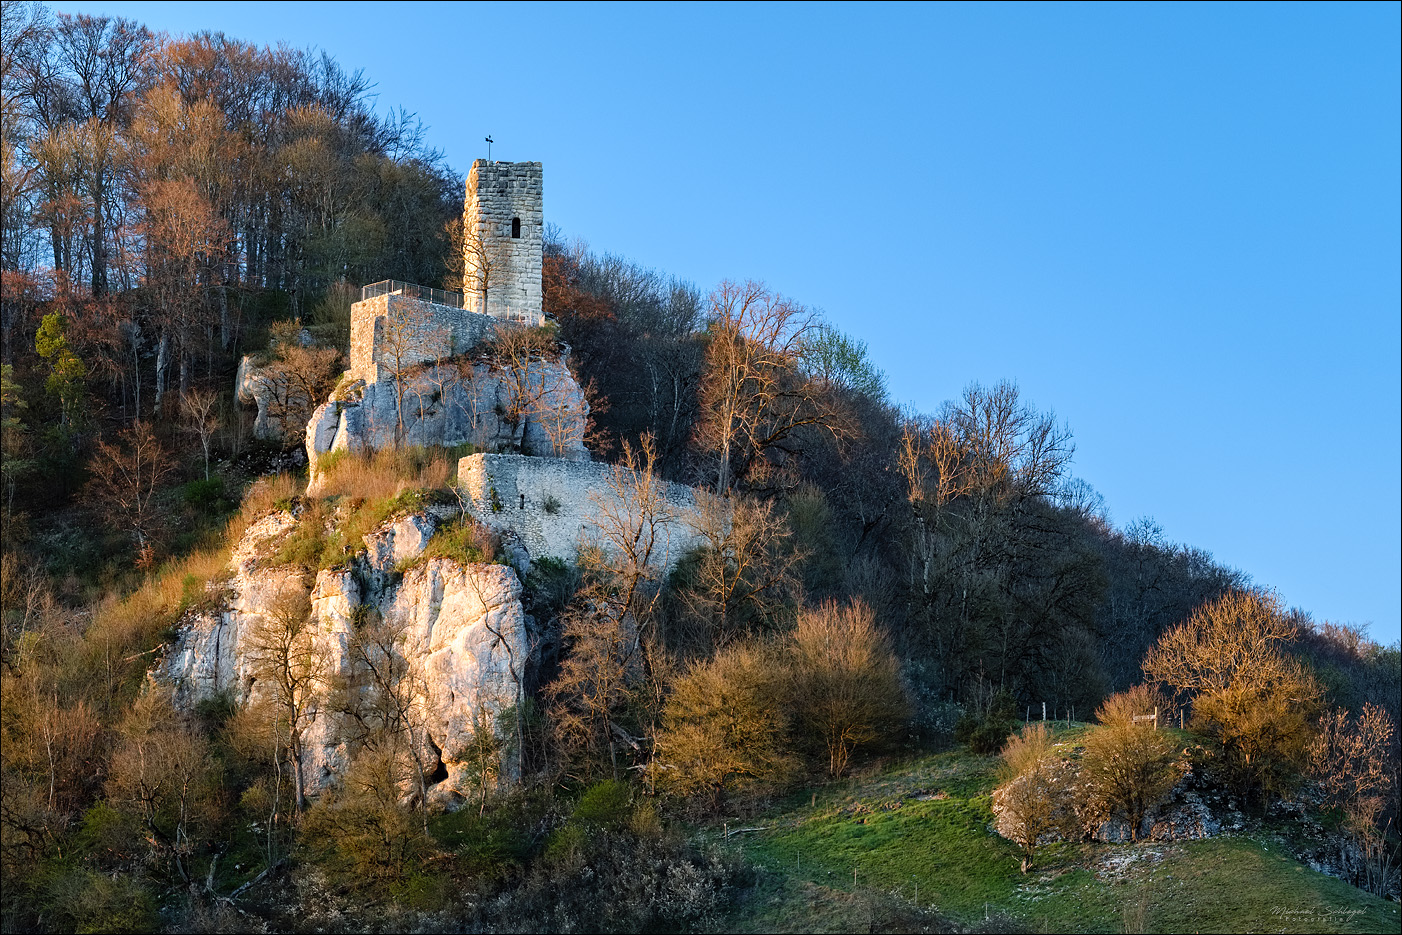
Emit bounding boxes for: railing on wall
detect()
[361,279,471,310]
[360,279,543,326]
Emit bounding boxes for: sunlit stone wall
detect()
[463,160,544,322]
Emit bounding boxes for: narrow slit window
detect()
[511,217,521,239]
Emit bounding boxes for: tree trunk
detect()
[290,735,305,818]
[154,333,168,413]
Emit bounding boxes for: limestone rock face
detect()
[990,749,1241,845]
[305,354,588,494]
[235,355,277,441]
[386,559,527,805]
[162,505,529,807]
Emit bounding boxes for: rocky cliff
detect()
[162,504,531,809]
[306,352,589,495]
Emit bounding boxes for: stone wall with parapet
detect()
[464,161,543,322]
[349,293,504,384]
[457,453,713,571]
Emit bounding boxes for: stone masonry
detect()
[457,453,713,572]
[464,160,543,322]
[348,292,502,384]
[346,159,544,385]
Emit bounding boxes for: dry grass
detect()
[232,471,301,525]
[314,448,454,502]
[77,541,235,703]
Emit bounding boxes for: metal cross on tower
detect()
[485,135,493,162]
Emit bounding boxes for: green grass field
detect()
[707,739,1399,934]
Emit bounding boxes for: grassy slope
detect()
[709,734,1399,934]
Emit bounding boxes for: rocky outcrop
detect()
[306,352,589,494]
[236,354,278,441]
[991,741,1245,845]
[162,505,530,808]
[236,327,316,442]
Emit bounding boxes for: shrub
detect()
[783,599,909,777]
[656,640,798,809]
[574,779,633,829]
[1144,589,1323,802]
[42,868,159,934]
[302,747,432,883]
[999,720,1055,780]
[411,516,500,568]
[181,476,229,510]
[1096,682,1175,729]
[956,689,1021,754]
[1081,689,1183,840]
[996,723,1068,872]
[493,825,737,933]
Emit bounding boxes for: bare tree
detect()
[462,213,512,315]
[244,576,324,818]
[86,419,175,554]
[106,688,219,884]
[677,490,802,651]
[180,386,219,480]
[1144,589,1323,802]
[656,640,797,809]
[697,280,852,494]
[1079,687,1182,841]
[548,437,672,779]
[548,599,640,782]
[996,723,1069,872]
[1312,703,1398,896]
[250,324,341,442]
[483,322,567,453]
[378,298,448,446]
[329,607,433,823]
[785,600,909,777]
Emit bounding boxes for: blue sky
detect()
[57,1,1402,644]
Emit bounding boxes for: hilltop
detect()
[1,6,1396,933]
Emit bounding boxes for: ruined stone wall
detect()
[464,161,543,322]
[349,293,503,383]
[457,453,712,571]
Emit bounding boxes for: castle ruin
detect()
[464,160,543,323]
[347,159,545,384]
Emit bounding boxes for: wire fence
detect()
[361,279,473,310]
[360,279,543,326]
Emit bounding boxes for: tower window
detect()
[511,217,521,239]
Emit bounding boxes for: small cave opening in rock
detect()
[426,736,449,784]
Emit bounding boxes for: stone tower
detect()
[464,160,543,322]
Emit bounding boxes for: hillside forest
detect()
[1,5,1398,932]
